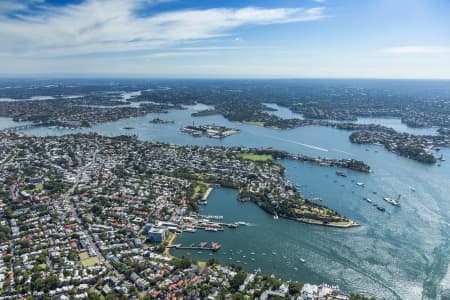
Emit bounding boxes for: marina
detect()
[167,241,222,252]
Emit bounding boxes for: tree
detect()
[0,225,10,242]
[289,282,304,295]
[171,257,192,270]
[207,258,218,266]
[230,271,247,291]
[91,204,102,215]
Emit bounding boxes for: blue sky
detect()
[0,0,449,78]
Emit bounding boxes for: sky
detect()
[0,0,449,79]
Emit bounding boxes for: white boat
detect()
[383,197,400,207]
[235,221,250,226]
[300,258,306,263]
[204,227,218,232]
[356,182,365,187]
[273,214,279,220]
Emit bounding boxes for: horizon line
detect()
[0,75,449,81]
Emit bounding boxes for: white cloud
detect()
[382,46,450,55]
[0,0,325,58]
[0,2,27,13]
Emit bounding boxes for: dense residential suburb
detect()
[0,132,372,300]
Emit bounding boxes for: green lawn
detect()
[193,182,207,194]
[79,252,89,260]
[23,182,44,194]
[239,153,273,161]
[81,257,99,267]
[197,261,207,268]
[164,232,175,244]
[244,121,265,126]
[79,252,99,267]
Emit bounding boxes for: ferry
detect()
[383,197,400,207]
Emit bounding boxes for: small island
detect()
[150,117,175,124]
[180,124,240,139]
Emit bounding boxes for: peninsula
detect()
[180,124,240,139]
[0,131,365,298]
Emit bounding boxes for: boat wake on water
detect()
[264,135,329,152]
[331,148,359,157]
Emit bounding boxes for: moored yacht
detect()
[383,197,400,207]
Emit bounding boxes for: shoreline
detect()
[295,218,361,228]
[202,187,213,201]
[277,214,360,229]
[164,232,178,257]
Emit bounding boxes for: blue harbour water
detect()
[1,104,449,299]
